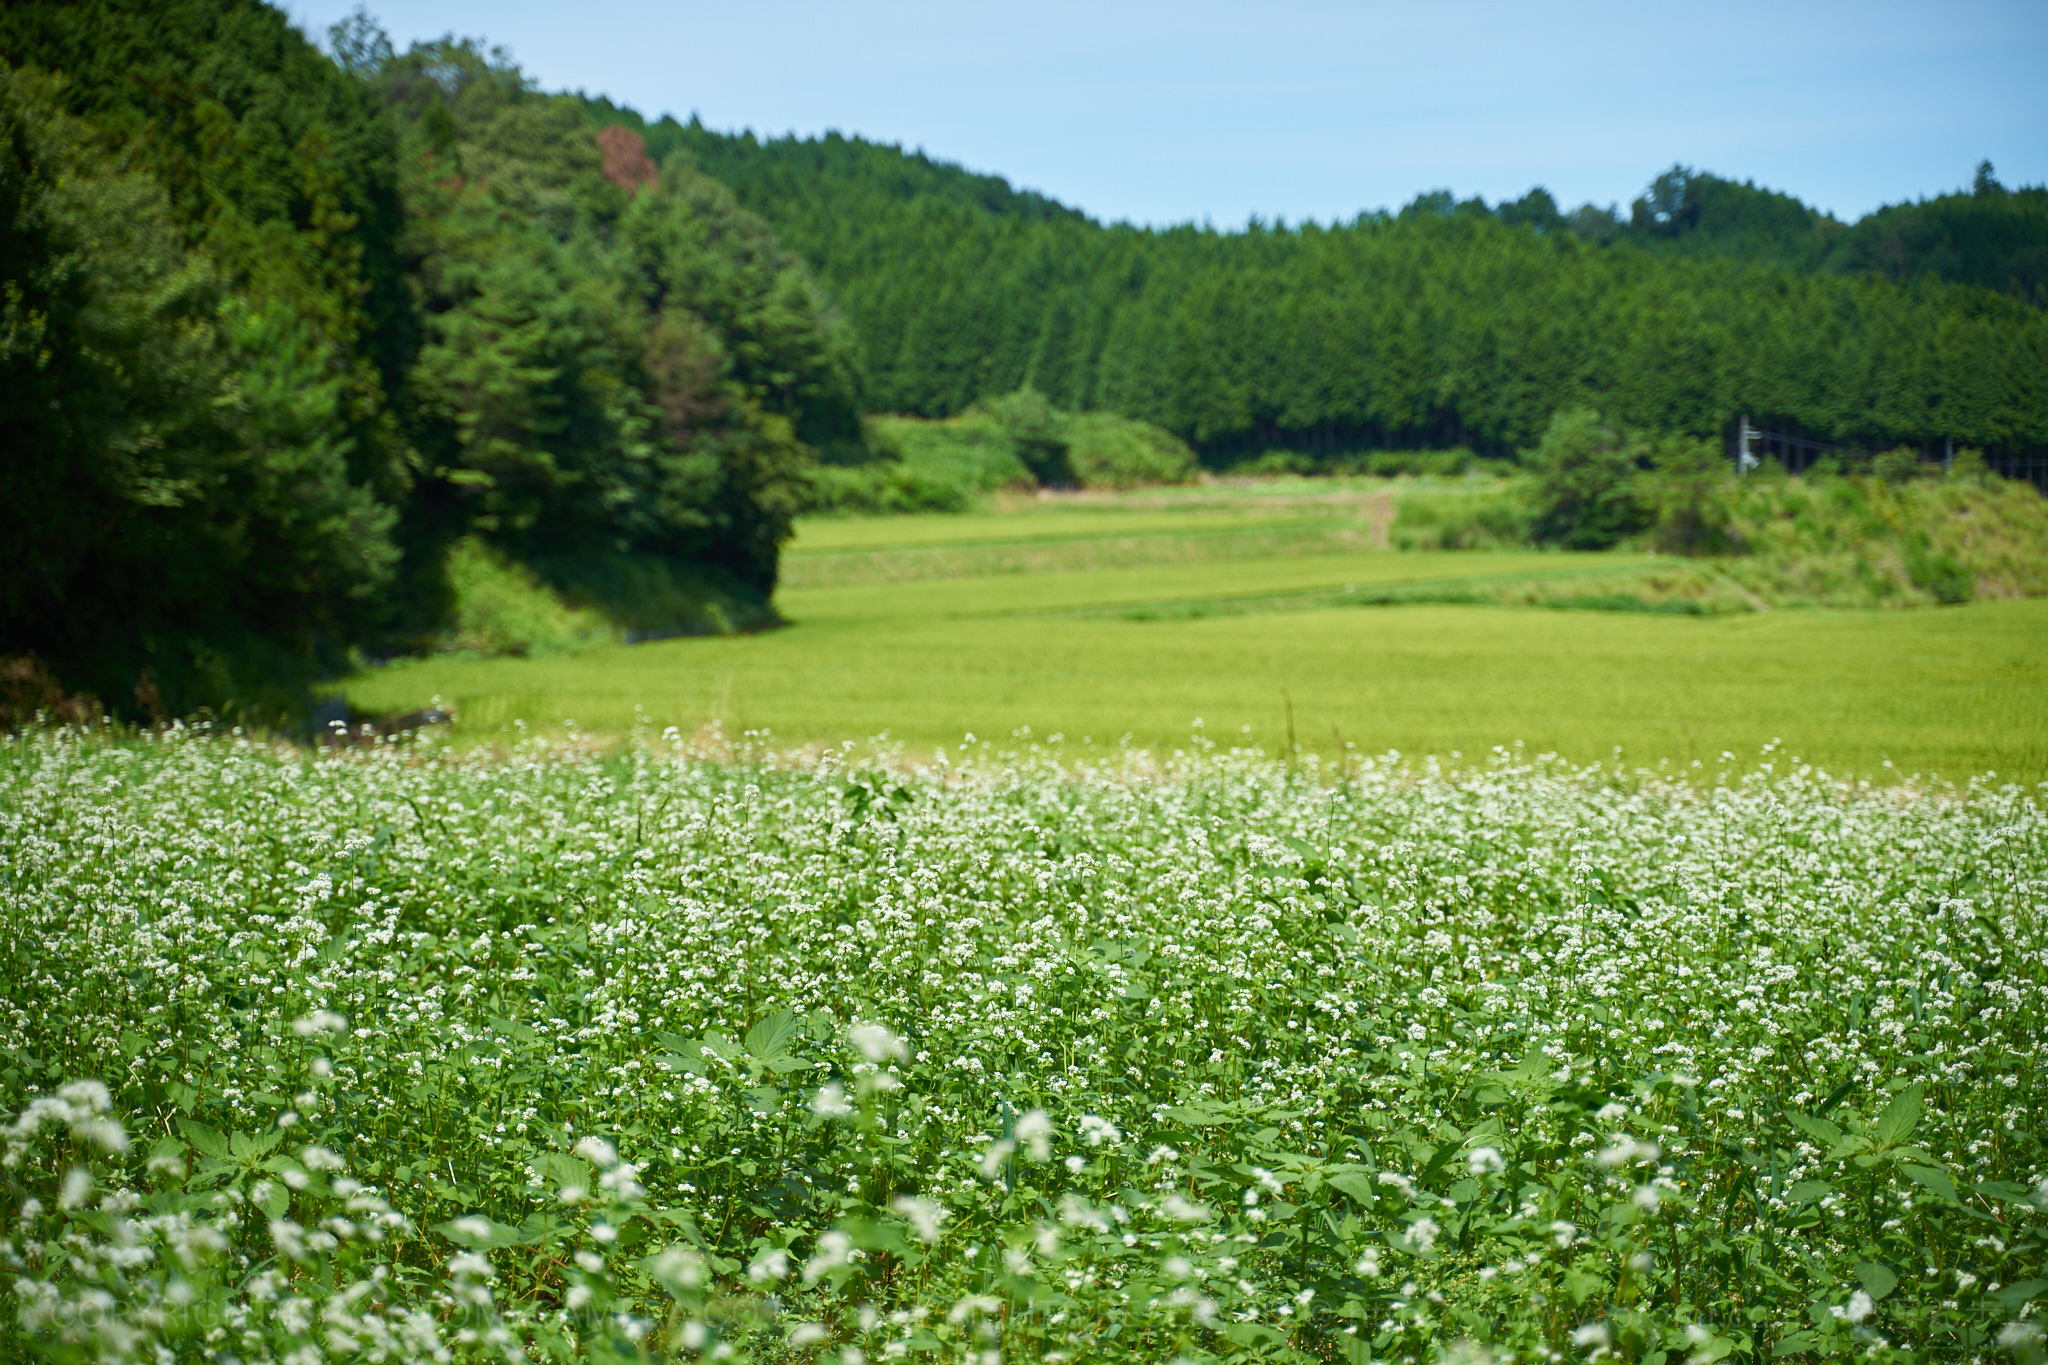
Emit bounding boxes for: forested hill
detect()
[602,113,2048,461]
[1624,162,2048,305]
[1,1,859,719]
[580,95,1087,228]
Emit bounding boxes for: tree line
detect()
[634,118,2048,463]
[0,0,859,719]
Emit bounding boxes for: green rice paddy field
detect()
[344,486,2048,784]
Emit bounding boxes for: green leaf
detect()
[147,1134,186,1175]
[1974,1180,2033,1203]
[533,1152,593,1194]
[1691,1336,1737,1363]
[1787,1112,1843,1147]
[1771,1332,1819,1357]
[1418,1134,1464,1186]
[1995,1280,2048,1310]
[177,1119,229,1160]
[435,1215,529,1248]
[518,1209,581,1248]
[229,1129,284,1161]
[1785,1180,1832,1205]
[1563,1267,1605,1304]
[1159,1104,1229,1127]
[743,1009,802,1062]
[1873,1083,1922,1148]
[1224,1322,1288,1350]
[1854,1261,1898,1301]
[1903,1164,1959,1204]
[653,1052,706,1077]
[839,1215,912,1255]
[1326,1173,1381,1206]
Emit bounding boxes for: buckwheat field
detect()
[2,727,2044,1365]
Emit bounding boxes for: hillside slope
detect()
[583,114,2048,465]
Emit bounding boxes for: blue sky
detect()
[289,0,2047,229]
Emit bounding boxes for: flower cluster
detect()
[1,726,2042,1362]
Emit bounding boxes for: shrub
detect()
[1392,484,1530,548]
[984,388,1074,485]
[1065,413,1199,488]
[1873,447,1929,484]
[1641,433,1739,555]
[1524,408,1652,549]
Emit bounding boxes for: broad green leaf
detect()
[1771,1332,1819,1357]
[1326,1173,1381,1205]
[1785,1180,1832,1205]
[1224,1322,1288,1350]
[533,1152,592,1194]
[1903,1164,1959,1204]
[517,1209,580,1248]
[177,1119,228,1160]
[1873,1083,1922,1148]
[147,1134,186,1176]
[1995,1280,2048,1310]
[1787,1112,1843,1147]
[229,1129,284,1161]
[1418,1134,1464,1185]
[435,1215,528,1248]
[743,1009,802,1062]
[1691,1335,1737,1363]
[1975,1180,2033,1202]
[1824,1136,1870,1161]
[839,1215,912,1254]
[1854,1261,1898,1300]
[1159,1104,1228,1127]
[1563,1267,1605,1303]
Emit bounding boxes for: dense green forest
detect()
[588,107,2048,462]
[0,0,858,719]
[1623,161,2048,304]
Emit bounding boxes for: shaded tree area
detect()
[632,124,2048,466]
[1,1,415,719]
[0,2,858,720]
[370,35,860,625]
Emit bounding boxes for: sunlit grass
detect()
[344,485,2048,783]
[346,587,2048,784]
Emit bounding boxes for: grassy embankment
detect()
[345,479,2048,785]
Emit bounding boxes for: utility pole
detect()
[1737,415,1760,477]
